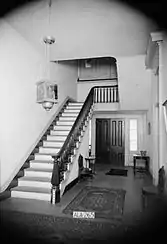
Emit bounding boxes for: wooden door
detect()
[96,119,110,163]
[96,118,125,166]
[110,119,125,167]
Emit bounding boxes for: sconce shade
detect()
[42,101,54,111]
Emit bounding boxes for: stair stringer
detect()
[59,107,94,197]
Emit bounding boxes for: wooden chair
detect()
[142,166,166,210]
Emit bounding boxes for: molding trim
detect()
[151,31,164,43]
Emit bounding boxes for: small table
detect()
[85,156,96,175]
[133,154,149,175]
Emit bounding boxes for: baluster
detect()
[116,86,119,102]
[96,87,98,103]
[110,87,112,102]
[102,87,105,103]
[105,87,107,103]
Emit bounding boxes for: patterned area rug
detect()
[63,186,126,220]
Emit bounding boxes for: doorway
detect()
[96,118,125,166]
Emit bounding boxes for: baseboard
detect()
[63,177,79,195]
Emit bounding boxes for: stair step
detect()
[47,135,67,141]
[50,130,69,136]
[24,168,53,178]
[59,117,76,121]
[30,160,54,170]
[66,106,82,110]
[53,125,71,130]
[56,121,74,126]
[18,176,52,188]
[39,147,60,154]
[61,113,78,117]
[34,153,54,161]
[11,186,51,201]
[43,141,64,148]
[68,102,83,106]
[64,109,80,113]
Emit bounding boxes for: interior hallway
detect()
[1,164,167,243]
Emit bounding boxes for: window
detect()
[130,119,137,151]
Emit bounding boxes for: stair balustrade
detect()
[51,85,119,204]
[94,85,119,103]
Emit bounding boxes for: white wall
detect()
[117,55,152,110]
[77,80,117,102]
[146,33,167,185]
[91,112,147,166]
[0,20,77,192]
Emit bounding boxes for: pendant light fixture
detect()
[36,0,57,111]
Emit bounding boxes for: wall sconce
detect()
[36,80,58,111]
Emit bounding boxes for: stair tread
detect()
[41,146,61,149]
[35,152,58,155]
[19,176,51,182]
[45,140,66,142]
[25,168,53,172]
[30,160,54,164]
[12,186,51,194]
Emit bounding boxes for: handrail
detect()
[50,84,118,204]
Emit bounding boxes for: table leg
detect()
[133,157,136,175]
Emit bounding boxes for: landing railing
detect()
[94,85,119,103]
[50,85,119,204]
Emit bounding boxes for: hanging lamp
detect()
[36,0,57,111]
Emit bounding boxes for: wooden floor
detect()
[1,164,167,243]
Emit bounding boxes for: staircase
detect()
[11,102,84,201]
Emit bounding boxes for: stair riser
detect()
[11,191,50,201]
[68,103,83,106]
[66,106,82,110]
[53,126,71,130]
[18,180,52,189]
[47,135,66,141]
[25,171,52,178]
[59,117,76,121]
[50,131,69,136]
[35,154,53,161]
[56,121,74,126]
[43,141,64,147]
[62,113,78,117]
[64,110,80,113]
[39,147,60,154]
[30,162,53,170]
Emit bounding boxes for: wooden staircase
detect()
[11,102,84,201]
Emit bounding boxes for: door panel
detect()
[110,119,125,167]
[96,119,110,163]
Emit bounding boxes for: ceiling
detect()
[3,0,162,60]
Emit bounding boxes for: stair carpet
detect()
[11,102,84,202]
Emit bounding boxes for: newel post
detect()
[51,156,60,204]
